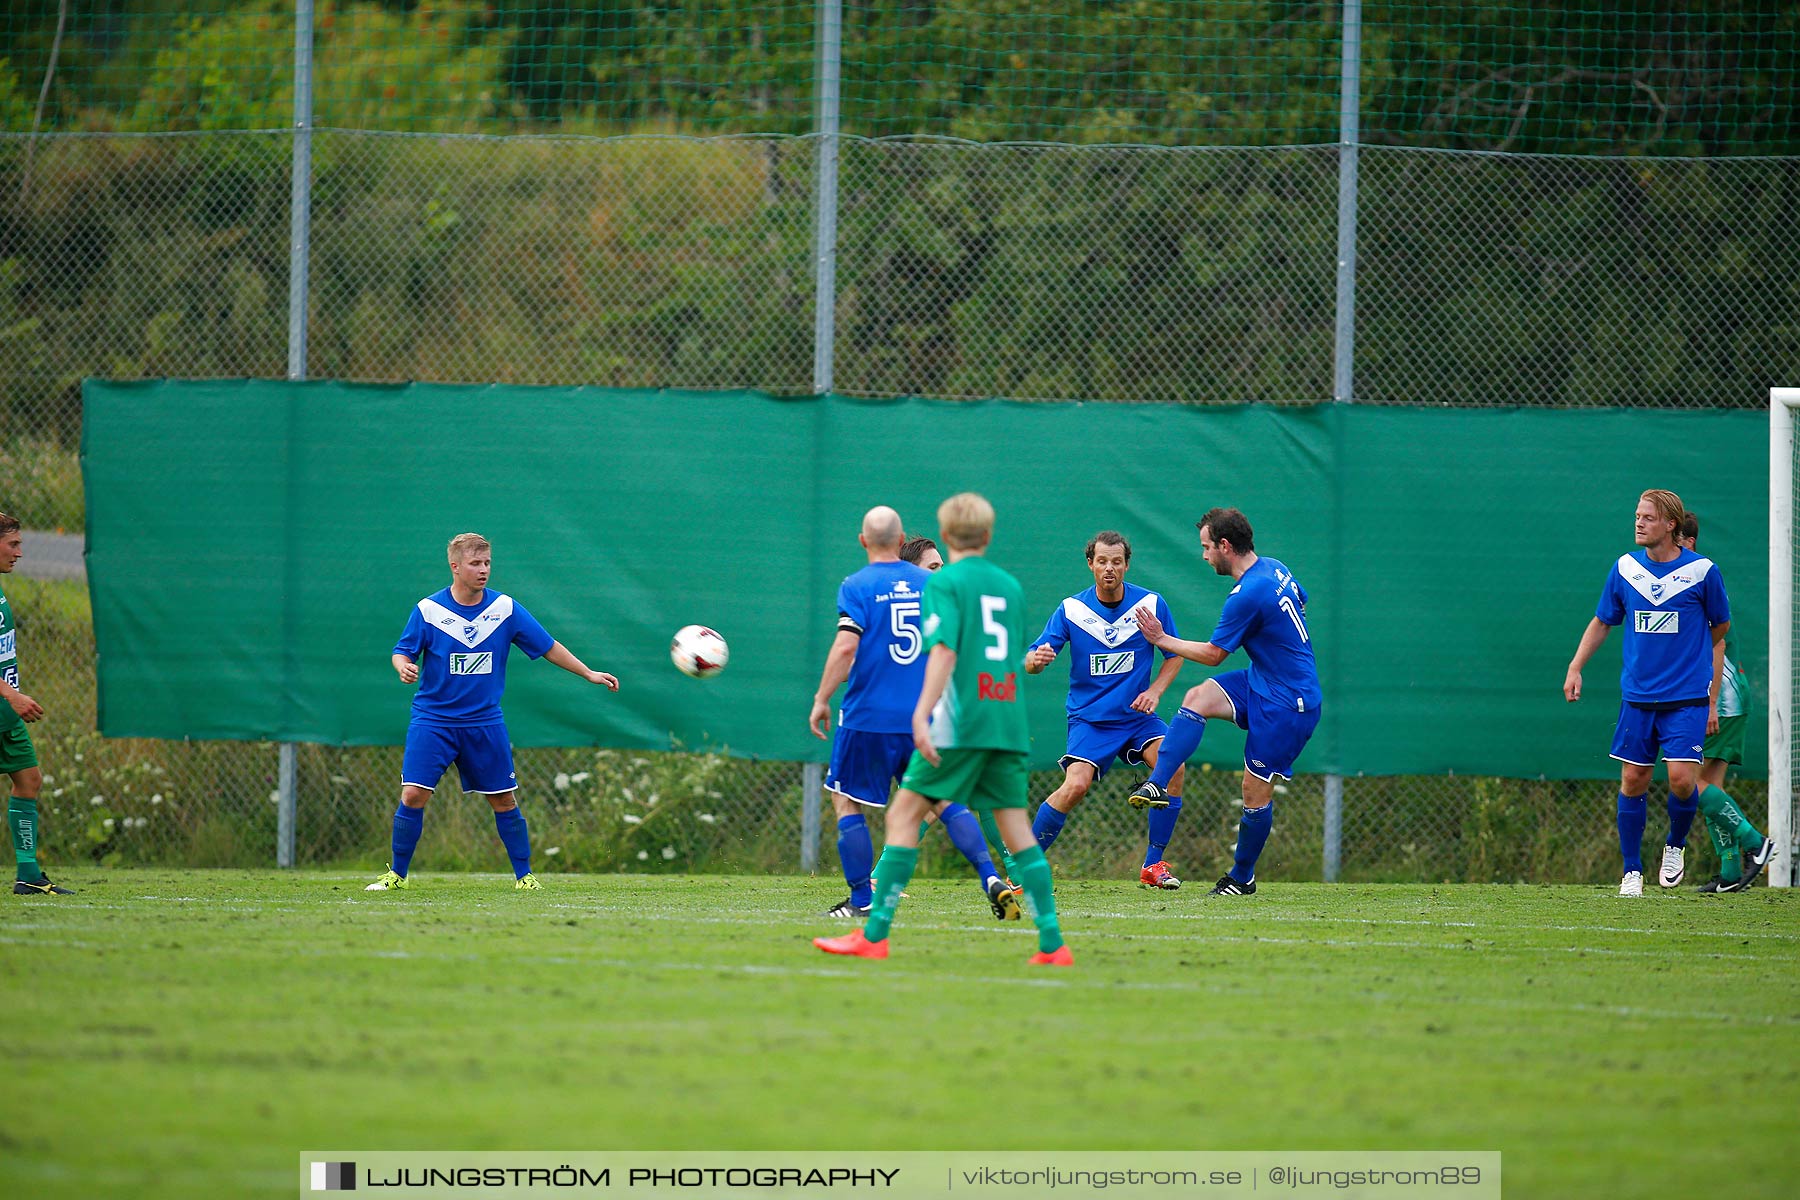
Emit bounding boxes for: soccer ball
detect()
[670,625,729,679]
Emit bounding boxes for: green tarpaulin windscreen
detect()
[82,380,1768,779]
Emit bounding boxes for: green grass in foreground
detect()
[4,871,1796,1199]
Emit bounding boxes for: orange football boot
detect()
[813,929,889,959]
[1139,860,1181,890]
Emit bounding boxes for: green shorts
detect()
[899,746,1028,811]
[1704,713,1746,766]
[0,721,38,775]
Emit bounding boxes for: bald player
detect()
[809,507,1011,920]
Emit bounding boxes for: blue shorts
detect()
[1610,701,1707,767]
[1059,713,1169,780]
[826,728,915,808]
[1213,669,1321,782]
[402,721,518,794]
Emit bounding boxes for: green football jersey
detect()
[0,581,20,730]
[919,555,1029,753]
[1718,624,1747,719]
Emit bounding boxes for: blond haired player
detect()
[815,494,1070,965]
[1564,490,1773,895]
[367,533,618,892]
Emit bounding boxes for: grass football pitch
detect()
[5,870,1796,1199]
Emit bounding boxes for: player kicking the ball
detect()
[815,493,1070,965]
[367,532,618,892]
[1024,531,1187,889]
[1127,508,1322,897]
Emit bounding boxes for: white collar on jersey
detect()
[1061,591,1163,648]
[1614,553,1713,607]
[417,593,514,649]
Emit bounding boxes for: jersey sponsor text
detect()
[977,671,1018,702]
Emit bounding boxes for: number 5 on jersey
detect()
[888,601,922,664]
[981,595,1009,660]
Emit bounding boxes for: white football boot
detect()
[1658,845,1685,888]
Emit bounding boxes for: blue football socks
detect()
[391,803,425,877]
[1032,802,1068,852]
[1150,708,1206,789]
[939,803,1000,886]
[1145,796,1183,867]
[837,813,874,907]
[1231,803,1273,884]
[1616,793,1648,874]
[493,806,532,879]
[1665,790,1698,847]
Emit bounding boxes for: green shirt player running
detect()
[815,492,1070,966]
[0,514,74,895]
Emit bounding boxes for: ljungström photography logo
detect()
[310,1161,356,1191]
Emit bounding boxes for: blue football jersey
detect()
[1032,583,1178,721]
[1209,557,1322,712]
[394,588,555,726]
[835,560,933,734]
[1595,549,1729,705]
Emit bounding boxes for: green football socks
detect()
[1698,799,1739,881]
[862,845,918,943]
[1697,784,1766,855]
[977,809,1019,878]
[9,796,44,882]
[1010,843,1063,953]
[1696,785,1766,881]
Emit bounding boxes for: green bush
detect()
[0,436,84,531]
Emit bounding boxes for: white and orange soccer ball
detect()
[670,625,729,679]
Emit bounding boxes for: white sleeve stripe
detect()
[837,616,864,635]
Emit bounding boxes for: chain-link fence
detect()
[6,134,1797,420]
[3,2,1795,882]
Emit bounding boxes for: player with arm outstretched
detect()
[1023,531,1187,889]
[367,532,618,892]
[1127,508,1322,897]
[1563,492,1774,895]
[816,493,1069,965]
[1,514,74,895]
[809,507,1011,920]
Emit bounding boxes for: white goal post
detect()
[1768,388,1799,886]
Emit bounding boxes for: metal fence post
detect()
[1333,0,1361,407]
[277,0,317,870]
[802,763,823,873]
[800,0,843,873]
[811,0,842,397]
[1323,773,1343,882]
[1323,0,1362,883]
